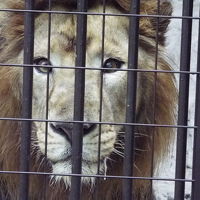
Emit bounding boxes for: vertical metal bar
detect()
[43,1,52,199]
[191,10,200,200]
[70,0,88,200]
[122,0,140,199]
[95,1,106,199]
[97,0,106,176]
[19,0,35,199]
[151,0,161,197]
[174,0,193,199]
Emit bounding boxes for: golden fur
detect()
[0,0,176,199]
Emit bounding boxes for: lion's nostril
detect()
[83,124,96,136]
[50,123,73,143]
[50,123,97,142]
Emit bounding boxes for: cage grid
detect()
[0,0,199,200]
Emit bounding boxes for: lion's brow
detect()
[64,36,92,52]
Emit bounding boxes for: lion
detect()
[0,0,176,199]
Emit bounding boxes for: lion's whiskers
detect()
[115,141,125,149]
[135,148,149,152]
[134,163,142,174]
[113,148,124,158]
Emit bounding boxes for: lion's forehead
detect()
[32,6,130,119]
[34,7,129,62]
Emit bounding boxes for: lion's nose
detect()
[50,123,96,143]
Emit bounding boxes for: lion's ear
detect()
[148,1,172,45]
[115,0,172,45]
[140,1,172,45]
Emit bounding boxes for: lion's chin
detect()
[51,159,105,188]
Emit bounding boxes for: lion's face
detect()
[28,6,135,185]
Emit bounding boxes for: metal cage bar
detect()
[150,0,161,195]
[0,62,199,74]
[0,8,198,19]
[70,0,88,200]
[191,9,200,200]
[174,0,193,199]
[95,1,106,199]
[0,117,196,128]
[42,1,53,199]
[19,0,35,199]
[122,0,140,199]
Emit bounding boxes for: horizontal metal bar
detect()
[0,171,195,182]
[0,117,196,128]
[0,8,199,20]
[1,63,199,74]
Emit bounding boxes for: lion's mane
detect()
[0,0,176,199]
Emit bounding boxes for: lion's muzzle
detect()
[50,122,97,144]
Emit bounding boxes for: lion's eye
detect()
[103,58,124,73]
[33,57,52,74]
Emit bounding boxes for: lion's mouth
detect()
[45,123,113,166]
[50,156,72,164]
[51,155,104,166]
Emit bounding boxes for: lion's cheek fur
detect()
[103,71,127,123]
